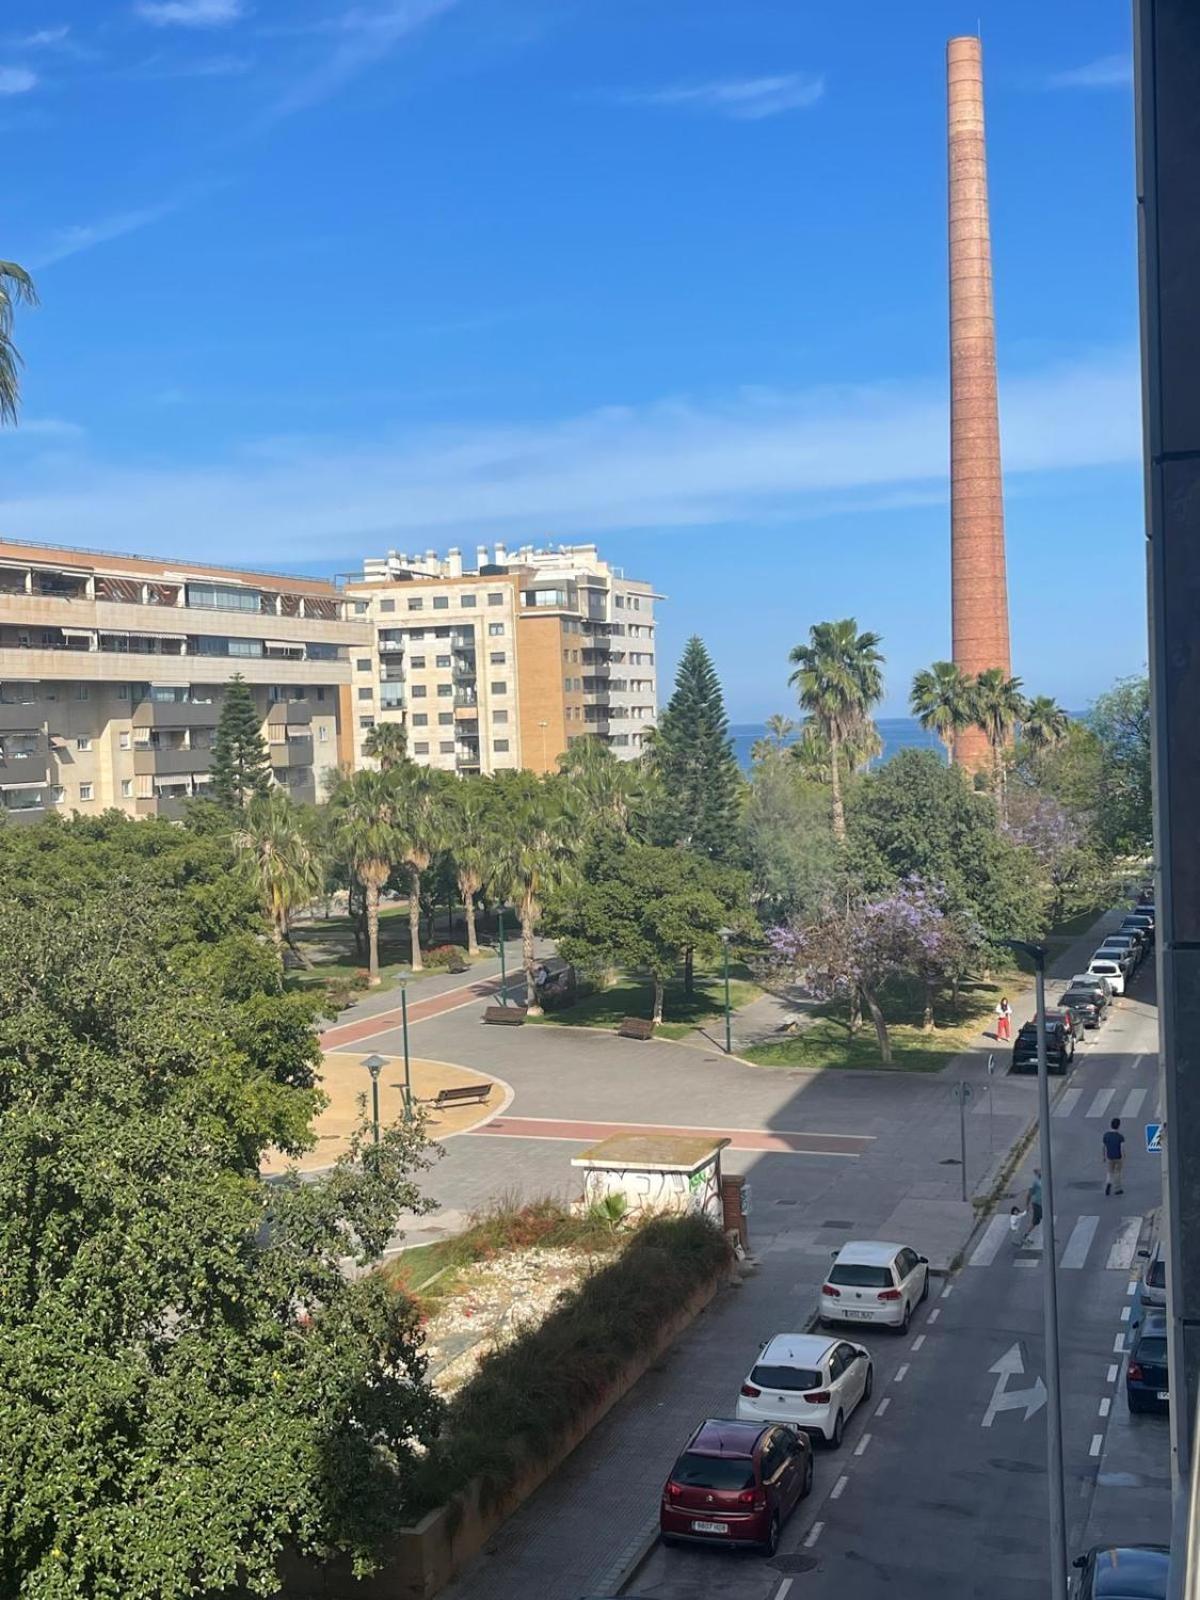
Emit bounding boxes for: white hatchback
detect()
[819,1241,929,1332]
[735,1333,873,1448]
[1087,955,1126,995]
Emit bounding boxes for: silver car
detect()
[1140,1217,1167,1309]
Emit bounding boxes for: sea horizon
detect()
[730,716,943,772]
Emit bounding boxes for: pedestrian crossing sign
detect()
[1146,1123,1163,1153]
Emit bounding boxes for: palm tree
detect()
[557,735,646,834]
[234,792,323,966]
[788,619,885,843]
[0,260,37,427]
[750,713,798,764]
[363,721,409,772]
[1021,695,1069,752]
[489,771,578,1013]
[910,660,976,766]
[327,769,404,986]
[970,668,1028,823]
[445,776,495,956]
[395,764,450,973]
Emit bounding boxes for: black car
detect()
[1072,1544,1169,1600]
[1122,914,1155,946]
[1011,1018,1074,1074]
[1115,921,1151,957]
[1126,1311,1170,1414]
[1060,986,1107,1028]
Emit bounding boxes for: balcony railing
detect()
[133,746,212,778]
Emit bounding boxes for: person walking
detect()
[1020,1168,1044,1247]
[1103,1117,1126,1196]
[995,996,1012,1042]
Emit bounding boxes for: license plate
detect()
[1158,1391,1170,1401]
[692,1519,729,1534]
[843,1310,872,1319]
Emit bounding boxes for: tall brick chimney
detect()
[947,36,1011,768]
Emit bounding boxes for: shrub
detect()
[423,943,470,970]
[405,1213,730,1515]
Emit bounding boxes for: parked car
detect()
[660,1419,812,1554]
[1126,1311,1170,1414]
[736,1333,873,1447]
[819,1241,929,1333]
[1059,986,1107,1028]
[1071,1545,1169,1600]
[1047,1005,1086,1044]
[1087,956,1126,996]
[1139,1214,1167,1310]
[1011,1018,1075,1074]
[1122,914,1155,947]
[1071,972,1117,1005]
[1113,921,1150,956]
[1097,935,1141,972]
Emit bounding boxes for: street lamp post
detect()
[398,974,413,1124]
[497,904,508,1006]
[361,1053,388,1147]
[718,928,734,1055]
[1005,938,1068,1600]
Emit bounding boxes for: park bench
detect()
[617,1016,656,1041]
[483,1005,525,1026]
[424,1083,492,1110]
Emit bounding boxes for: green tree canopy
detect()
[210,676,272,810]
[1087,675,1152,855]
[910,660,975,765]
[0,258,37,427]
[788,619,884,842]
[363,721,409,772]
[739,754,838,923]
[647,636,741,859]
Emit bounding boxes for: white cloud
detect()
[135,0,246,27]
[261,0,457,123]
[30,201,180,268]
[0,347,1141,562]
[11,26,71,48]
[1045,55,1132,90]
[612,73,825,120]
[132,52,253,77]
[0,67,38,95]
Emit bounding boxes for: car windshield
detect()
[829,1263,893,1287]
[671,1452,756,1490]
[1062,994,1092,1007]
[1135,1337,1168,1363]
[751,1363,822,1391]
[1147,1259,1166,1289]
[1093,963,1118,973]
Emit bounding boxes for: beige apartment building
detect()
[0,539,368,821]
[345,542,660,775]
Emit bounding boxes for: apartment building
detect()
[0,539,368,821]
[346,542,660,775]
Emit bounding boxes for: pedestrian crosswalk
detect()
[972,1082,1158,1121]
[968,1211,1146,1271]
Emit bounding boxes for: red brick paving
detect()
[464,1115,873,1157]
[319,973,514,1051]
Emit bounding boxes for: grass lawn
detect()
[742,974,1016,1073]
[529,969,761,1041]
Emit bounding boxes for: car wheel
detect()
[763,1514,780,1557]
[828,1410,844,1449]
[920,1271,930,1303]
[899,1301,911,1335]
[802,1453,814,1498]
[863,1362,874,1402]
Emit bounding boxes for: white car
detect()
[819,1240,929,1333]
[1087,955,1126,995]
[736,1332,873,1448]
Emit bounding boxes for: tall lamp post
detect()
[718,927,734,1055]
[397,972,413,1123]
[497,904,508,1007]
[1005,938,1067,1600]
[361,1053,388,1147]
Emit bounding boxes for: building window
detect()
[488,592,504,606]
[379,599,396,613]
[117,684,129,700]
[119,731,131,750]
[408,598,424,611]
[436,654,452,669]
[433,596,449,610]
[76,684,89,701]
[121,778,133,798]
[79,783,94,802]
[615,594,625,607]
[76,736,92,752]
[412,713,428,726]
[317,687,326,702]
[357,687,373,701]
[318,725,328,743]
[490,651,506,664]
[409,655,426,669]
[186,582,259,613]
[492,708,508,724]
[359,716,375,730]
[439,740,455,753]
[354,600,368,614]
[491,681,507,695]
[356,658,372,672]
[488,622,505,636]
[461,594,477,608]
[435,628,450,639]
[437,684,452,698]
[438,712,453,725]
[493,738,509,753]
[414,741,429,754]
[50,785,65,804]
[411,685,427,698]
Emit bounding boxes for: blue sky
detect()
[0,0,1141,720]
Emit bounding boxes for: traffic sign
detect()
[1146,1123,1164,1153]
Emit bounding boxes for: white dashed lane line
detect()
[803,1523,824,1550]
[1121,1306,1132,1322]
[1108,1364,1120,1383]
[1099,1398,1111,1417]
[941,1283,953,1299]
[1113,1334,1127,1354]
[928,1308,941,1323]
[1090,1434,1104,1457]
[774,1579,795,1600]
[830,1476,849,1500]
[874,1398,891,1417]
[894,1364,910,1383]
[854,1432,873,1457]
[910,1334,926,1351]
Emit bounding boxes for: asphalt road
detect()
[626,965,1164,1600]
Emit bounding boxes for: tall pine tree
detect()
[648,636,740,861]
[210,675,272,810]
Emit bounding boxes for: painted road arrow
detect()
[982,1342,1048,1427]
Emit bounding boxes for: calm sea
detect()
[731,717,943,773]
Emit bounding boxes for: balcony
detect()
[0,701,44,732]
[454,689,478,709]
[132,701,218,731]
[0,749,49,786]
[267,700,312,730]
[379,638,404,654]
[133,746,212,778]
[271,735,314,768]
[134,796,191,822]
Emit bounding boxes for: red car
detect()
[660,1418,813,1555]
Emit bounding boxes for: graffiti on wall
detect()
[581,1156,722,1223]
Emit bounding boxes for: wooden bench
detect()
[424,1083,492,1109]
[483,1005,526,1026]
[617,1016,656,1041]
